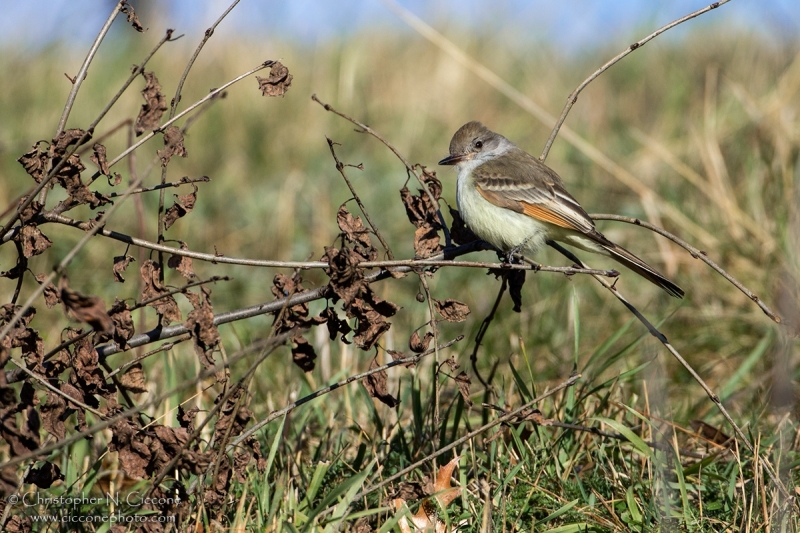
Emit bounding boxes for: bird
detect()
[438,121,684,298]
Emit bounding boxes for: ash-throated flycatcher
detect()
[439,121,684,298]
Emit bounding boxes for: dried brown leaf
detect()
[433,298,470,323]
[394,455,461,533]
[163,185,197,230]
[119,363,147,394]
[24,462,64,489]
[17,142,49,184]
[108,300,135,349]
[413,223,442,258]
[19,224,52,258]
[40,391,67,440]
[364,356,399,407]
[17,196,43,224]
[256,61,293,97]
[363,287,400,318]
[337,204,372,249]
[291,334,316,372]
[185,287,219,352]
[90,143,110,175]
[322,306,352,342]
[409,330,433,353]
[388,348,415,368]
[135,72,166,135]
[178,405,199,431]
[158,125,187,166]
[51,129,87,156]
[109,418,150,479]
[454,371,473,407]
[399,177,442,229]
[167,242,195,279]
[323,246,366,308]
[507,269,526,313]
[34,274,61,309]
[349,298,391,351]
[112,254,135,283]
[432,455,461,507]
[59,277,113,333]
[3,514,32,533]
[140,260,182,325]
[121,1,145,32]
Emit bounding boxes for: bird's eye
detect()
[475,140,483,149]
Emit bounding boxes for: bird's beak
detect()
[438,153,467,165]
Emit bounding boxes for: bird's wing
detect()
[472,149,602,238]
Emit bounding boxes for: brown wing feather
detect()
[519,202,578,230]
[472,149,597,234]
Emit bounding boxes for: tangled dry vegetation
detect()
[0,1,799,531]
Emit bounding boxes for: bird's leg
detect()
[504,234,537,265]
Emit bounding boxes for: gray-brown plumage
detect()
[439,121,684,298]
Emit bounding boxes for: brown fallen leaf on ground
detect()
[394,455,463,533]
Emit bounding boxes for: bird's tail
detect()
[600,243,684,299]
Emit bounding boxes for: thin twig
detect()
[590,213,782,323]
[105,336,190,380]
[540,0,731,161]
[107,176,211,198]
[157,0,242,276]
[55,0,125,136]
[5,357,106,418]
[97,61,275,181]
[471,274,508,390]
[418,272,441,466]
[77,118,132,156]
[545,240,791,501]
[8,218,618,277]
[326,137,394,259]
[482,404,709,459]
[312,94,452,247]
[228,336,463,451]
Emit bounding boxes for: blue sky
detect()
[1,0,797,54]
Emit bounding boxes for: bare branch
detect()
[312,94,452,247]
[106,176,210,198]
[540,0,731,161]
[326,137,394,259]
[55,0,125,136]
[591,213,782,323]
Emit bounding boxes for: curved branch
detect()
[312,94,452,246]
[56,0,125,135]
[591,213,781,323]
[539,0,731,161]
[26,215,617,277]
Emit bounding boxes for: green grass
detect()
[0,9,798,533]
